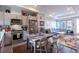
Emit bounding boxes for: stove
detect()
[12,30,23,40]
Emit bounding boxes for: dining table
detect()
[27,34,53,53]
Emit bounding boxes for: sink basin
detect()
[0,31,4,42]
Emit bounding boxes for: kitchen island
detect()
[0,31,5,53]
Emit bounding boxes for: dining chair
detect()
[26,38,34,53]
[47,37,53,52]
[35,37,48,53]
[47,36,59,53]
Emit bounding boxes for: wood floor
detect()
[13,44,57,53]
[13,44,27,53]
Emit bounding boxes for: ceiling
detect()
[4,5,79,20]
[37,5,79,17]
[22,5,79,20]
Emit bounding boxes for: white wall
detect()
[10,5,22,14]
[74,18,79,34]
[0,5,11,12]
[0,5,22,14]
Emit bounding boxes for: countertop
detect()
[28,34,53,42]
[0,31,4,42]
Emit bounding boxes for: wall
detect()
[73,18,79,34]
[37,13,45,32]
[10,5,22,14]
[0,5,22,14]
[0,5,11,12]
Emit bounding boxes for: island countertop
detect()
[0,31,4,42]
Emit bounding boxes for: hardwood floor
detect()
[13,44,27,53]
[13,45,56,53]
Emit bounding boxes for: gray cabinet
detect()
[11,14,22,19]
[0,12,4,25]
[22,16,27,25]
[0,12,11,26]
[4,32,12,45]
[4,13,11,25]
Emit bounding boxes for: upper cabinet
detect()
[28,15,37,20]
[0,13,23,25]
[4,13,11,25]
[11,13,22,19]
[22,16,28,25]
[0,12,4,25]
[0,12,11,25]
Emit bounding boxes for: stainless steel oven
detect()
[12,30,23,40]
[11,18,23,41]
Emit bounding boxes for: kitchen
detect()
[0,5,79,53]
[0,5,47,53]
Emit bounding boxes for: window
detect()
[66,20,72,30]
[45,20,73,32]
[56,20,66,31]
[45,20,56,29]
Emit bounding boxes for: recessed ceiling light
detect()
[67,7,75,14]
[49,14,52,17]
[67,7,74,12]
[49,12,55,17]
[52,12,55,15]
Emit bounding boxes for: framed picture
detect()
[40,21,44,26]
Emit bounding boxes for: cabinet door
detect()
[28,15,37,20]
[16,15,22,19]
[4,32,12,45]
[22,16,27,25]
[29,20,38,34]
[4,13,11,25]
[11,14,17,19]
[11,14,22,19]
[0,12,4,25]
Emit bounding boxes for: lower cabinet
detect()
[4,32,12,46]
